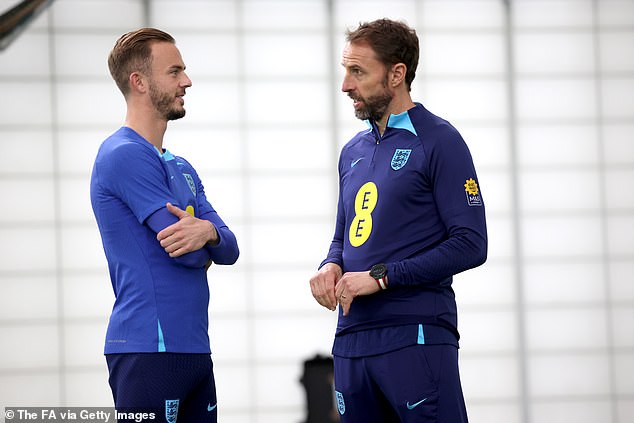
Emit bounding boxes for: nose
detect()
[341,72,353,93]
[182,72,192,88]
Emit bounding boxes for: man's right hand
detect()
[309,263,343,311]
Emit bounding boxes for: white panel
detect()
[254,363,304,408]
[208,318,250,361]
[475,169,512,214]
[605,169,634,209]
[614,352,634,394]
[603,124,634,165]
[516,79,596,120]
[243,0,327,29]
[180,80,241,125]
[599,0,634,26]
[0,276,58,320]
[611,306,634,348]
[54,34,116,77]
[0,82,52,125]
[514,32,594,74]
[521,216,603,258]
[526,308,608,350]
[485,216,515,260]
[208,267,249,314]
[52,0,144,29]
[609,260,634,301]
[513,0,593,28]
[459,310,518,352]
[600,31,634,72]
[0,228,56,271]
[249,175,334,218]
[193,174,244,222]
[59,177,94,223]
[243,34,328,76]
[602,78,634,118]
[65,370,112,406]
[422,32,505,76]
[251,221,335,265]
[420,0,503,29]
[528,354,611,396]
[246,128,333,172]
[151,0,237,30]
[424,80,508,121]
[454,262,516,306]
[0,178,55,223]
[518,170,601,212]
[532,400,613,423]
[63,274,113,319]
[0,325,59,370]
[212,364,251,410]
[608,216,634,255]
[256,410,304,423]
[617,400,634,423]
[64,322,106,367]
[167,128,242,172]
[0,33,50,77]
[460,125,510,168]
[0,373,60,405]
[467,403,522,423]
[254,316,335,360]
[460,355,520,399]
[0,131,54,174]
[61,226,109,270]
[246,81,330,124]
[517,124,599,166]
[58,130,110,175]
[523,262,606,304]
[252,269,325,313]
[334,0,417,29]
[56,82,123,125]
[177,34,239,77]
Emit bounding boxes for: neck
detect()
[376,94,416,135]
[124,106,168,151]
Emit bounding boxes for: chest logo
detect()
[349,182,378,247]
[391,149,412,170]
[183,173,196,196]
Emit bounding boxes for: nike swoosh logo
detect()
[207,404,217,412]
[351,158,363,167]
[406,398,428,410]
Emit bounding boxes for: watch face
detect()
[370,263,387,279]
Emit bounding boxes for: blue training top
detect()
[321,103,487,358]
[90,127,239,354]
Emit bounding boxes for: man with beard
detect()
[309,19,487,422]
[90,28,239,422]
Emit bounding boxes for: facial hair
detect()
[149,80,186,121]
[351,75,393,122]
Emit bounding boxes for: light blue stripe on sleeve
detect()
[417,324,425,345]
[158,320,166,352]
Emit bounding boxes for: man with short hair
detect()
[91,28,239,422]
[310,19,487,422]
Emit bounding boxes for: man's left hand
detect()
[335,271,381,316]
[157,203,218,257]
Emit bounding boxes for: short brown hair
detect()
[108,28,175,96]
[346,19,419,91]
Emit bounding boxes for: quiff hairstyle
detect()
[346,18,419,92]
[108,27,175,96]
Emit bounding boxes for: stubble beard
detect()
[149,81,186,121]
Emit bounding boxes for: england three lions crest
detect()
[165,399,179,423]
[391,149,412,170]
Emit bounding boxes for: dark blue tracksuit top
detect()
[321,102,488,358]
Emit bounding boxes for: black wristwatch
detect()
[369,263,388,290]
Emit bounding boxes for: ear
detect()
[128,71,147,94]
[389,63,407,88]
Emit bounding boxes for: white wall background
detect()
[0,0,633,422]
